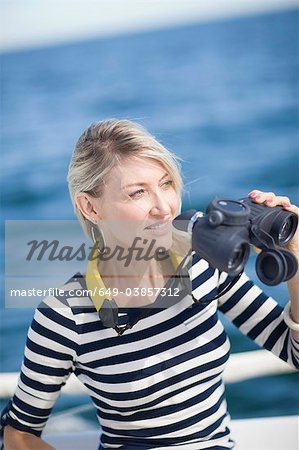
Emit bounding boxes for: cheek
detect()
[169,190,180,213]
[106,203,150,225]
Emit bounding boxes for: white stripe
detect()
[221,285,265,321]
[83,371,223,410]
[270,327,288,357]
[9,409,45,430]
[32,313,78,343]
[24,347,73,370]
[17,378,61,403]
[237,295,278,334]
[100,385,225,432]
[83,319,227,376]
[191,272,219,301]
[97,376,222,415]
[27,327,77,359]
[217,272,250,306]
[80,305,218,365]
[188,258,210,279]
[249,310,283,347]
[81,335,230,394]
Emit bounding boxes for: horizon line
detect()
[1,0,298,54]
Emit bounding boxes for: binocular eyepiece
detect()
[174,197,298,285]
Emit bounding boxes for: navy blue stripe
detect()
[85,312,218,368]
[291,351,299,369]
[200,287,219,303]
[77,303,189,354]
[218,280,254,313]
[12,395,52,417]
[26,337,74,361]
[92,373,220,412]
[24,356,70,377]
[87,371,222,404]
[80,339,226,390]
[101,393,225,438]
[218,273,235,292]
[293,336,299,346]
[192,265,217,292]
[99,379,222,422]
[4,416,42,437]
[20,372,62,393]
[71,307,96,315]
[101,415,229,448]
[263,320,287,350]
[279,329,290,362]
[80,331,227,383]
[247,304,282,340]
[192,253,201,265]
[9,403,48,426]
[182,301,210,320]
[38,306,77,331]
[31,319,78,352]
[232,292,269,328]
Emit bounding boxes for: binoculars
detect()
[174,197,298,285]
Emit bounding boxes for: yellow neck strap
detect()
[85,249,183,312]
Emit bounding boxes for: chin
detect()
[151,233,173,253]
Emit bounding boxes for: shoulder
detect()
[35,273,95,327]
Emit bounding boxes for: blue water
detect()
[1,8,298,425]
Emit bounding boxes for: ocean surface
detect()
[0,8,298,431]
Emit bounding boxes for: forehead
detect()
[107,157,168,187]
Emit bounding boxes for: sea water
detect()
[0,8,298,428]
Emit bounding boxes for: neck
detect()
[97,250,174,307]
[98,252,172,282]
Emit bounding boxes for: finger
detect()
[248,189,263,199]
[248,191,275,204]
[282,203,299,216]
[264,195,291,208]
[248,191,293,209]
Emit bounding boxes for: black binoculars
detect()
[174,197,298,285]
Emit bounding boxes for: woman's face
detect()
[94,157,180,252]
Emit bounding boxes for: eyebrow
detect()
[122,172,169,190]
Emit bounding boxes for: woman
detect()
[2,119,299,449]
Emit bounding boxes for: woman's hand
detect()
[248,189,299,341]
[248,190,299,259]
[3,425,56,450]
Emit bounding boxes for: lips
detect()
[144,220,172,236]
[145,220,170,229]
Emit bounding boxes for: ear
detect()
[75,192,100,222]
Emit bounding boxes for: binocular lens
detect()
[228,243,249,272]
[278,216,296,245]
[256,251,285,286]
[268,210,298,246]
[256,249,298,286]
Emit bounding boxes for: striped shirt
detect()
[1,254,298,449]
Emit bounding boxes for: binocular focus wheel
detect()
[255,250,288,286]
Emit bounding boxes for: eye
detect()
[162,179,174,188]
[129,189,146,199]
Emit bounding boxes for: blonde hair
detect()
[67,119,184,241]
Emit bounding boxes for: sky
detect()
[0,0,298,52]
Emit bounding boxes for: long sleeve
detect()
[190,254,299,370]
[1,294,79,436]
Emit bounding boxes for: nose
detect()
[149,192,171,216]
